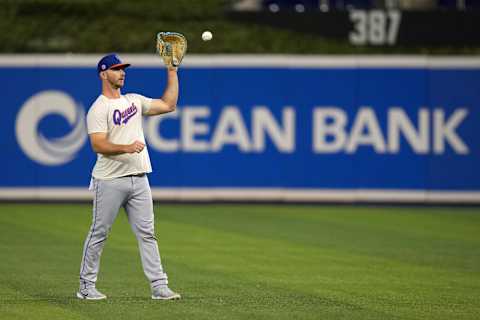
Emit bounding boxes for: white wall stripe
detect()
[0,188,478,204]
[0,54,479,68]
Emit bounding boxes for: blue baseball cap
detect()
[97,53,131,73]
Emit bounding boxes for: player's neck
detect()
[102,83,121,99]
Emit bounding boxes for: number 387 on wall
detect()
[349,10,402,46]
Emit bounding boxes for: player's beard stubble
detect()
[110,76,125,89]
[105,70,125,89]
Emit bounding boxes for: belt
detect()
[124,173,146,177]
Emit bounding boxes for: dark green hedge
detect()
[1,0,479,54]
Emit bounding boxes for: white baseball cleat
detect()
[151,286,181,300]
[76,287,107,300]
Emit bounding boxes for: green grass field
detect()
[0,204,479,319]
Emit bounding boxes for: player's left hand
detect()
[156,32,187,69]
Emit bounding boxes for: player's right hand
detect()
[125,140,145,153]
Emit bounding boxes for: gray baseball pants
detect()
[79,174,168,289]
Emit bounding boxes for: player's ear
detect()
[99,71,107,80]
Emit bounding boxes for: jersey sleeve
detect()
[86,103,108,134]
[129,93,153,115]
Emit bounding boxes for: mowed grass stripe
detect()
[157,205,480,272]
[0,204,479,319]
[0,205,336,319]
[0,216,354,319]
[156,215,480,319]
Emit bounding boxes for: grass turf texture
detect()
[0,204,479,319]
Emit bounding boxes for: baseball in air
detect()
[202,31,213,41]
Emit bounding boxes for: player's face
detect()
[104,68,126,89]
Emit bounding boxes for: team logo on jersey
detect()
[15,90,87,166]
[113,103,138,125]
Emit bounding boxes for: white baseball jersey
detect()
[86,93,153,180]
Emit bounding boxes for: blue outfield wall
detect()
[1,55,479,202]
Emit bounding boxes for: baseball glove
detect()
[156,32,187,69]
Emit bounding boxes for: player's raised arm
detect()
[144,32,187,116]
[89,132,145,155]
[144,68,178,116]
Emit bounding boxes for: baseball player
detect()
[77,53,180,300]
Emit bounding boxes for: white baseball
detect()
[202,31,213,41]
